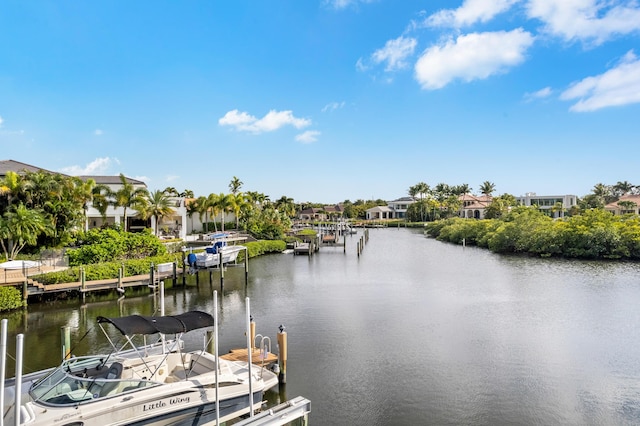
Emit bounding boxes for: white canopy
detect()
[0,260,41,270]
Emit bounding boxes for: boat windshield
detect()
[29,356,157,406]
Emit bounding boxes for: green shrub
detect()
[68,228,167,266]
[0,287,25,312]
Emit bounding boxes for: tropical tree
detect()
[229,176,243,195]
[72,177,96,231]
[185,199,198,232]
[275,196,296,218]
[163,187,179,197]
[614,181,635,197]
[479,181,496,197]
[179,189,194,198]
[193,196,210,233]
[617,200,638,214]
[141,190,175,236]
[215,193,234,232]
[231,193,249,230]
[0,204,54,260]
[206,193,220,232]
[91,184,111,222]
[0,170,26,212]
[109,174,149,232]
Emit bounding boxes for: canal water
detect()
[4,228,640,425]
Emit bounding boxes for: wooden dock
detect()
[220,347,279,366]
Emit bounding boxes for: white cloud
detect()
[526,0,640,45]
[295,130,321,144]
[166,174,179,182]
[219,109,311,134]
[560,50,640,112]
[426,0,520,28]
[523,86,553,101]
[94,129,103,136]
[414,29,534,90]
[371,36,417,71]
[0,116,3,127]
[322,101,346,112]
[60,157,113,175]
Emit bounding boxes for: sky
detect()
[1,0,639,203]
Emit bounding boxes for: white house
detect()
[365,197,416,220]
[516,193,577,218]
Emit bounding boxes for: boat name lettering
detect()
[170,396,190,405]
[54,412,81,422]
[143,396,190,411]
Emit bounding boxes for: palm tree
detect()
[143,190,175,236]
[193,196,210,233]
[91,184,111,223]
[231,193,249,230]
[72,177,96,231]
[109,174,149,232]
[163,186,179,197]
[0,204,53,260]
[229,176,243,195]
[179,189,194,198]
[614,181,634,197]
[479,181,496,197]
[186,198,199,232]
[216,193,234,232]
[0,170,26,211]
[617,200,637,214]
[206,193,220,232]
[275,196,296,218]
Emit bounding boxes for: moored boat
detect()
[3,311,278,426]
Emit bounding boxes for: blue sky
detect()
[1,0,639,203]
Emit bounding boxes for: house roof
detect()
[389,197,416,203]
[366,205,393,213]
[78,175,147,186]
[605,194,640,209]
[0,159,61,177]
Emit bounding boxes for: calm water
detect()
[5,228,640,425]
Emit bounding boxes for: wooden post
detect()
[61,326,71,360]
[277,325,287,384]
[22,279,28,305]
[118,266,123,290]
[172,261,177,286]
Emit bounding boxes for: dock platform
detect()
[220,347,279,366]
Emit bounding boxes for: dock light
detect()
[279,324,285,333]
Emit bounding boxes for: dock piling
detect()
[61,326,71,360]
[277,325,287,384]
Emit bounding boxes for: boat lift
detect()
[234,395,311,426]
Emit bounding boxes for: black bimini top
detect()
[97,311,215,336]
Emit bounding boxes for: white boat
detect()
[3,311,278,426]
[195,244,245,268]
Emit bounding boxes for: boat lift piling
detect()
[61,326,71,360]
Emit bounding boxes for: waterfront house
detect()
[0,159,189,239]
[459,194,492,219]
[604,194,640,215]
[516,193,577,218]
[365,197,416,220]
